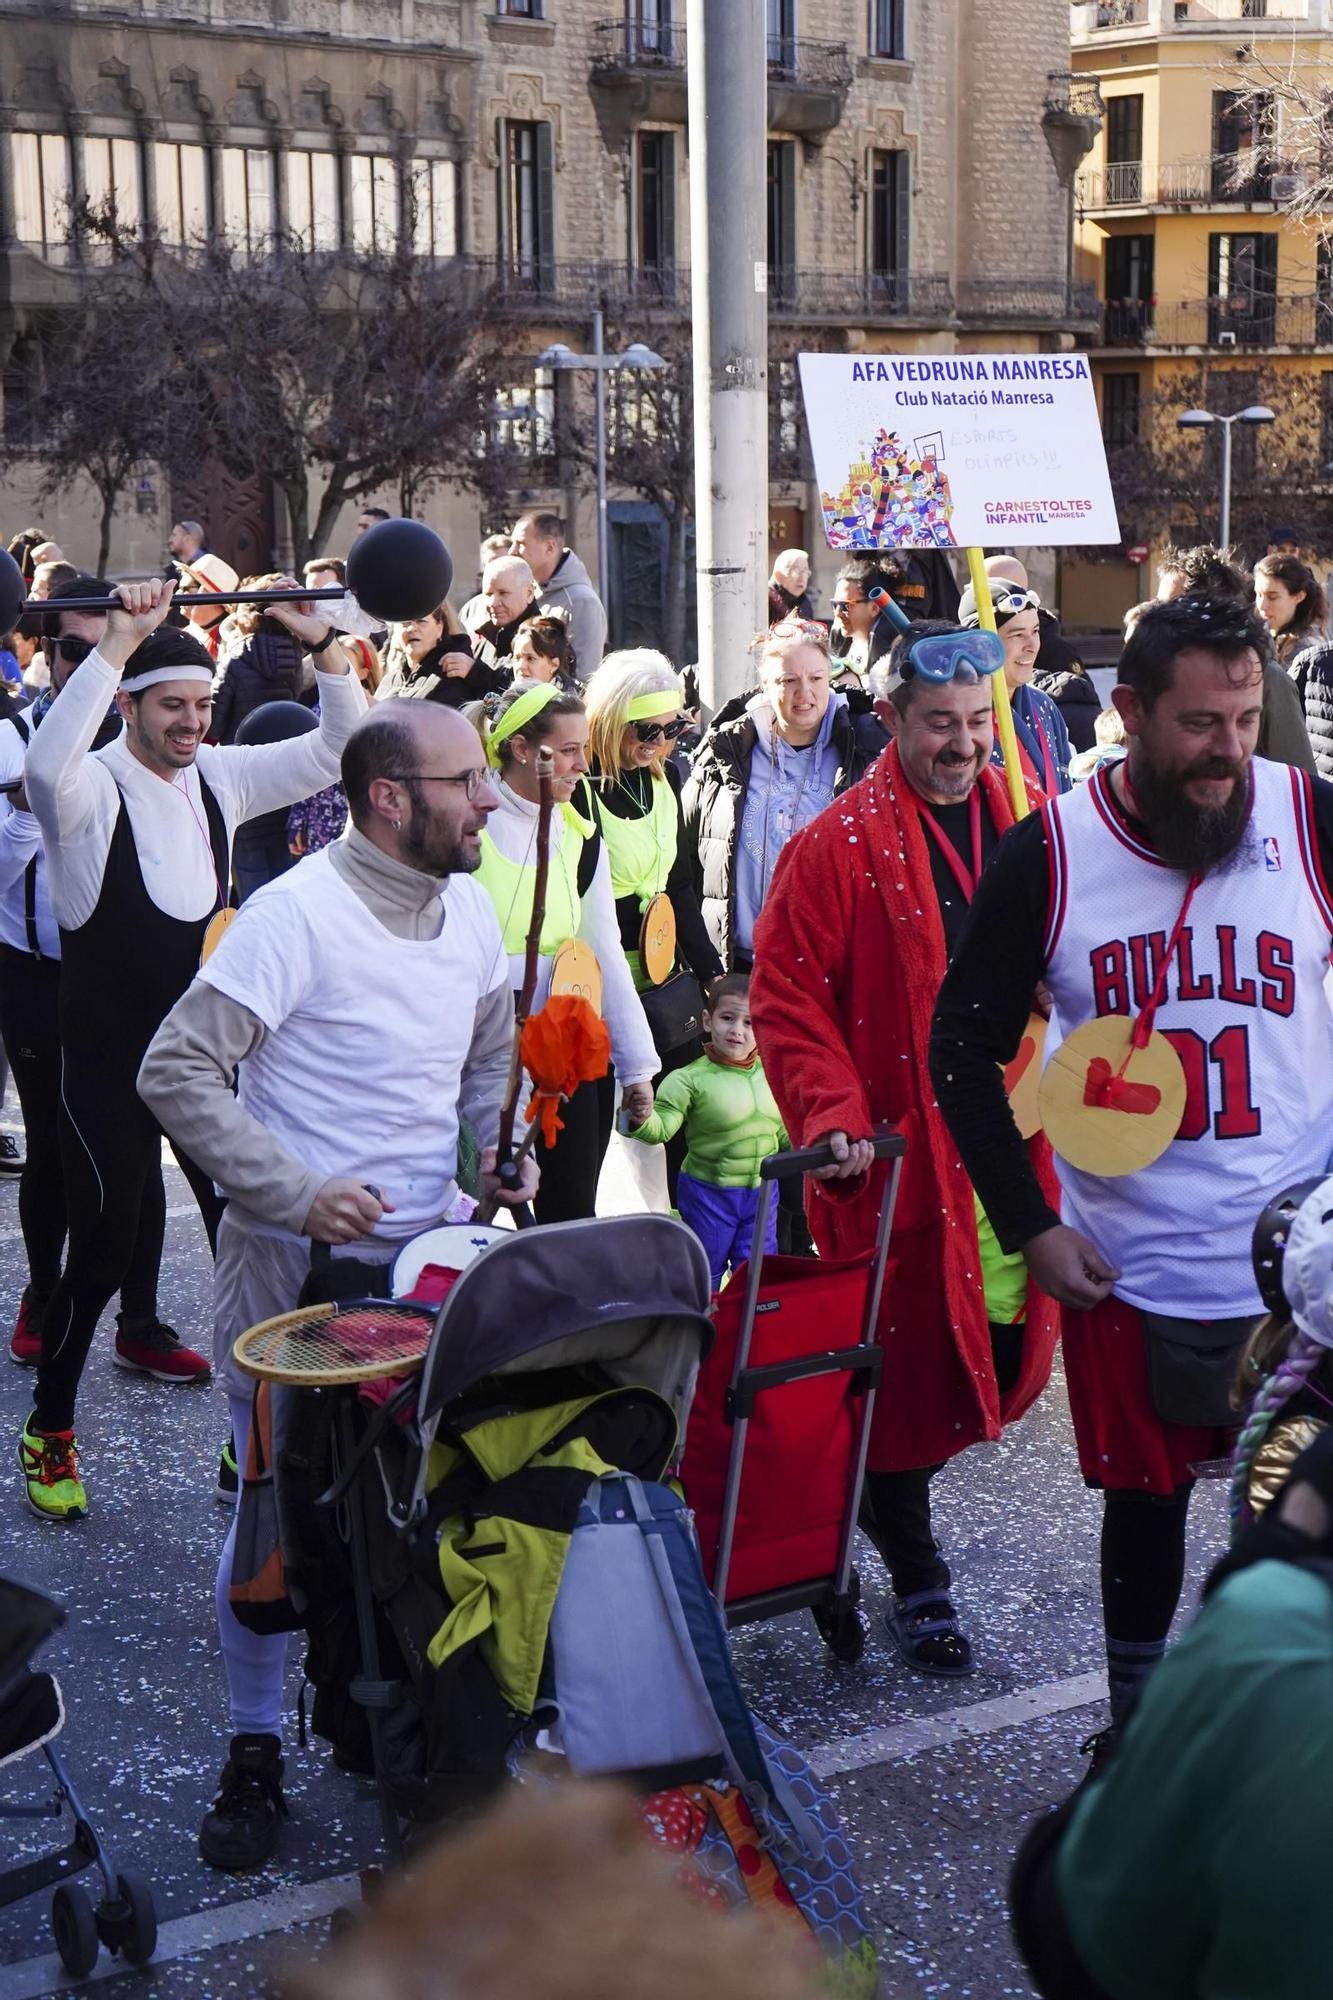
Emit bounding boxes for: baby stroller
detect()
[247,1213,715,1858]
[0,1576,157,1978]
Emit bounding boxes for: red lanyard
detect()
[919,789,983,903]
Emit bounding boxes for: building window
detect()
[1212,90,1273,202]
[636,130,676,278]
[411,158,461,259]
[286,150,341,252]
[628,0,674,56]
[1104,93,1143,203]
[153,142,211,245]
[492,367,555,455]
[1104,232,1153,340]
[1321,371,1333,465]
[1102,372,1140,448]
[869,0,906,58]
[220,147,275,255]
[868,148,908,299]
[768,0,797,72]
[1208,231,1277,343]
[496,0,543,14]
[1319,238,1333,343]
[608,371,680,454]
[83,136,143,243]
[767,140,796,296]
[350,155,400,256]
[499,119,555,279]
[12,133,73,259]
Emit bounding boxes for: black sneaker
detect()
[199,1734,287,1872]
[0,1134,23,1175]
[214,1435,238,1506]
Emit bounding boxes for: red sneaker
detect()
[112,1317,211,1384]
[9,1292,42,1367]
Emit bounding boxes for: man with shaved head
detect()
[140,697,535,1874]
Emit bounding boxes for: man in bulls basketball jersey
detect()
[930,592,1333,1731]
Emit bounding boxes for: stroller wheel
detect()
[106,1872,158,1965]
[52,1882,99,1978]
[812,1597,866,1664]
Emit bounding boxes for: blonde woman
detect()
[585,650,723,1204]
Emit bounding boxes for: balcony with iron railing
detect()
[1101,291,1333,346]
[766,269,955,321]
[589,18,689,119]
[765,36,854,136]
[957,276,1101,324]
[1076,0,1313,37]
[1078,152,1284,208]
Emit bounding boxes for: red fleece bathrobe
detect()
[750,742,1060,1473]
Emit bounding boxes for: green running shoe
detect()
[19,1414,87,1522]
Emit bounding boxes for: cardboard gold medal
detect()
[639,892,677,987]
[549,939,603,1014]
[200,906,237,967]
[1001,1012,1047,1142]
[1038,1014,1187,1177]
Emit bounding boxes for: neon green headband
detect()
[487,682,560,767]
[625,688,683,722]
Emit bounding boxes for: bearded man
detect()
[750,624,1060,1675]
[930,593,1333,1733]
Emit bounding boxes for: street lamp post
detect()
[1176,404,1276,550]
[536,312,668,612]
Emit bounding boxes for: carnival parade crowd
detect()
[3,510,1333,2000]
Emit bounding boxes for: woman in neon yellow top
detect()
[472,681,657,1223]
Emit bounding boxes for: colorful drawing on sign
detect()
[817,427,958,552]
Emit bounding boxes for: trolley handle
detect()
[759,1124,904,1182]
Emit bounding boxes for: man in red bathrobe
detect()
[751,622,1062,1675]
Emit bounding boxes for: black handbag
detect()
[638,968,706,1058]
[1140,1310,1259,1429]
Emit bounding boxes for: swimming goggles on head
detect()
[900,629,1005,684]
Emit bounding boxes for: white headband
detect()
[120,663,215,694]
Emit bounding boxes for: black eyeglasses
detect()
[632,718,687,744]
[405,769,494,801]
[55,636,96,665]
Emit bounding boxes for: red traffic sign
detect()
[1125,543,1150,564]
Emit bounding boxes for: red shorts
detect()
[1061,1296,1235,1495]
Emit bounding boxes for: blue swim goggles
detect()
[901,628,1005,685]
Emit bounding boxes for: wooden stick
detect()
[478,745,555,1220]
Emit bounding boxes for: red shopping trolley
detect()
[680,1128,905,1662]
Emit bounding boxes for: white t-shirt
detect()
[198,848,508,1240]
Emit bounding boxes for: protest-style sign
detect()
[798,351,1120,552]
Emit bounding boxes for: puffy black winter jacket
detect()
[211,628,306,745]
[681,691,888,967]
[1291,641,1333,780]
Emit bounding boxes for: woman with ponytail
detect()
[471,680,657,1223]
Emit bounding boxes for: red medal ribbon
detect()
[919,788,984,904]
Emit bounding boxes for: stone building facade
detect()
[0,0,1090,636]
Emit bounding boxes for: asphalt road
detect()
[0,1130,1230,2000]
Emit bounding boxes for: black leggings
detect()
[0,947,66,1301]
[1100,1484,1192,1644]
[33,1056,225,1432]
[533,1075,614,1225]
[863,1320,1026,1599]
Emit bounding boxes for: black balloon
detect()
[0,549,25,637]
[346,519,453,623]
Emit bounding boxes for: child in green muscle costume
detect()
[626,973,786,1288]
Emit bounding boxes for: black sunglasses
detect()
[55,636,96,665]
[632,718,686,744]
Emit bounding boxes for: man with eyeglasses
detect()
[750,622,1060,1677]
[140,698,534,1873]
[828,558,902,687]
